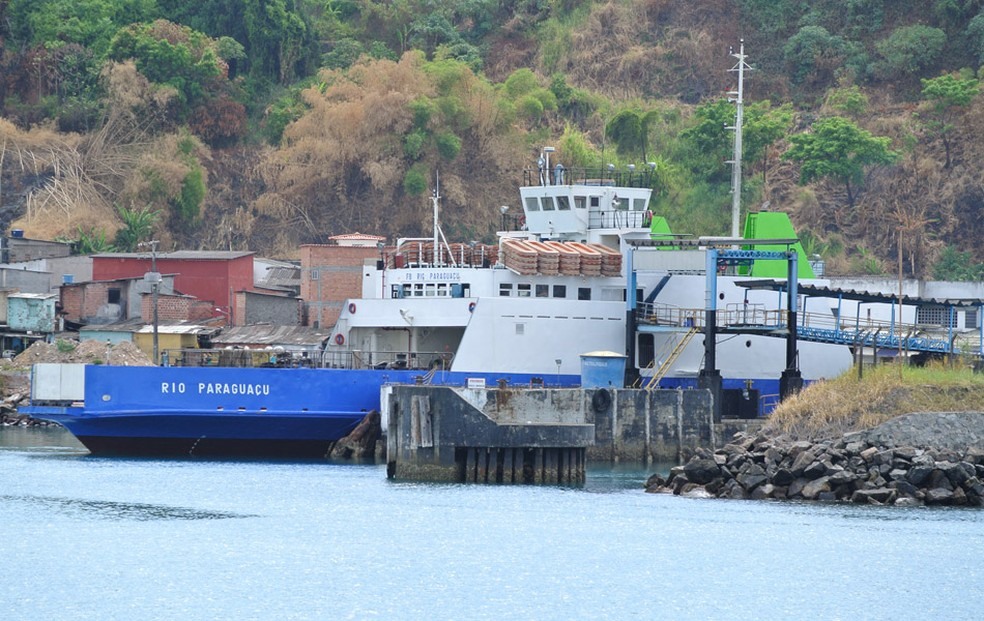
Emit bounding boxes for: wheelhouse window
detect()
[517,284,532,297]
[535,284,549,298]
[540,197,555,211]
[578,287,591,301]
[574,197,587,210]
[557,196,571,210]
[553,285,567,298]
[499,283,513,297]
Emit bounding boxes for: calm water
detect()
[2,428,983,620]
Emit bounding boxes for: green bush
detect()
[404,129,428,160]
[435,131,461,160]
[403,166,428,195]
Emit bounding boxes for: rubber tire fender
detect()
[591,388,612,413]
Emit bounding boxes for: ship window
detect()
[535,284,549,297]
[402,284,412,298]
[966,309,979,329]
[515,323,525,335]
[637,333,655,368]
[613,196,629,210]
[499,283,513,297]
[517,284,532,297]
[632,198,647,211]
[540,197,555,211]
[590,197,600,207]
[578,287,591,300]
[574,197,586,209]
[414,283,425,296]
[557,196,571,211]
[553,285,567,298]
[525,197,539,212]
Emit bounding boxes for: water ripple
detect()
[0,494,255,521]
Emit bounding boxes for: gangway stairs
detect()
[643,327,699,391]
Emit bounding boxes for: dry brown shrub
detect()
[766,363,984,441]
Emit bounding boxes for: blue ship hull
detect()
[24,365,581,457]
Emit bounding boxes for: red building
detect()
[92,251,255,323]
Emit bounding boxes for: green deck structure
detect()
[740,212,815,279]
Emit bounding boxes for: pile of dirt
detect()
[12,339,152,366]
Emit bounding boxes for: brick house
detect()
[61,276,176,325]
[300,234,385,329]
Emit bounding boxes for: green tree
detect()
[967,11,984,65]
[783,116,899,207]
[243,0,309,84]
[920,73,979,168]
[7,0,159,57]
[606,108,660,162]
[682,100,792,178]
[875,25,946,78]
[114,204,161,252]
[932,245,984,281]
[108,20,225,113]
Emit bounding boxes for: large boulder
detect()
[683,458,722,485]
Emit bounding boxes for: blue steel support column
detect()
[948,306,955,360]
[699,248,722,422]
[779,250,803,400]
[624,245,638,387]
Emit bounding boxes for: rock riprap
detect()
[646,412,984,507]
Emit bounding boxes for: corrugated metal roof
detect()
[80,319,218,335]
[736,280,984,308]
[9,292,57,300]
[329,233,386,241]
[211,325,332,347]
[93,251,254,260]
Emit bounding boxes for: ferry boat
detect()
[23,45,919,456]
[22,148,854,457]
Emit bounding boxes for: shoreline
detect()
[646,412,984,507]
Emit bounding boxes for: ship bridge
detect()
[517,148,655,241]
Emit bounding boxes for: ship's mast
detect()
[432,171,441,266]
[727,41,752,239]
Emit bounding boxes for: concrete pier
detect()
[387,386,593,484]
[585,387,764,464]
[386,385,765,482]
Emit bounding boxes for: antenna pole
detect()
[727,40,752,239]
[432,171,441,266]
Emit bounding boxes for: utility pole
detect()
[139,240,160,364]
[727,41,752,239]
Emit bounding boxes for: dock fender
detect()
[591,388,613,413]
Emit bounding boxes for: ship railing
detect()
[162,348,317,368]
[522,166,655,189]
[593,209,650,229]
[315,349,455,371]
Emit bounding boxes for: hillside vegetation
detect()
[2,0,984,275]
